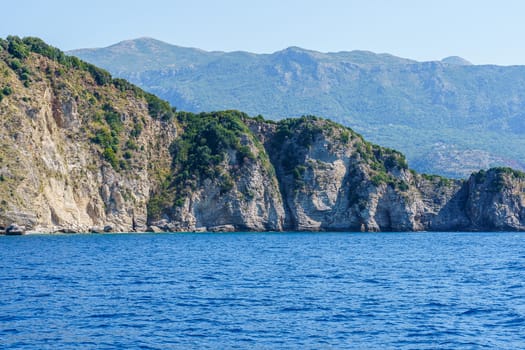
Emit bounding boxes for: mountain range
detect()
[70,38,525,178]
[2,36,525,233]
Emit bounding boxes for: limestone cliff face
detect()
[146,112,285,232]
[464,169,525,230]
[0,41,176,233]
[413,175,469,231]
[172,165,284,231]
[251,117,525,232]
[252,117,451,231]
[2,37,525,233]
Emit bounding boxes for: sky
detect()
[1,0,524,65]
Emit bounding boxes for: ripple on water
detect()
[1,231,525,349]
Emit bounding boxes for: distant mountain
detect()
[70,38,525,177]
[441,56,473,65]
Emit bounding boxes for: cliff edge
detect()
[1,37,524,233]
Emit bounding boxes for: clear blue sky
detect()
[2,0,524,65]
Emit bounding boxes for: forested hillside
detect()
[71,38,525,177]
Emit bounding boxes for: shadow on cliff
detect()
[429,184,471,231]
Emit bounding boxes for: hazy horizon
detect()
[72,36,476,65]
[2,0,525,66]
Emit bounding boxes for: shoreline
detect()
[3,228,524,236]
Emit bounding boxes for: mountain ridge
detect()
[70,38,421,70]
[441,56,473,65]
[70,38,525,178]
[72,38,477,66]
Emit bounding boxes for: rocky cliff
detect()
[0,37,177,233]
[247,117,525,232]
[147,111,285,232]
[2,37,525,233]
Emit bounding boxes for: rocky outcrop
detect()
[252,117,419,231]
[0,37,177,233]
[250,117,525,232]
[5,223,25,235]
[170,151,285,232]
[2,37,525,233]
[149,112,285,232]
[464,169,525,230]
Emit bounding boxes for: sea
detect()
[1,231,524,349]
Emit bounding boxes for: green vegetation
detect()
[492,167,525,180]
[269,116,412,192]
[381,148,408,170]
[370,172,391,186]
[6,36,29,59]
[271,116,323,183]
[273,116,324,149]
[7,35,525,228]
[2,86,12,96]
[147,170,174,220]
[340,130,350,143]
[3,36,112,86]
[350,135,412,190]
[90,104,129,170]
[370,171,409,191]
[0,36,174,122]
[473,167,525,192]
[292,165,306,188]
[473,170,486,184]
[478,167,525,192]
[354,141,408,172]
[252,114,268,123]
[147,109,276,220]
[144,92,176,121]
[72,38,525,177]
[168,110,257,205]
[8,58,21,70]
[420,173,453,187]
[125,139,139,150]
[0,35,183,217]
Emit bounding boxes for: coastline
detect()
[4,226,524,235]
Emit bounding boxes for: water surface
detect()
[1,231,525,349]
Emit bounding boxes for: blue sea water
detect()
[1,231,525,349]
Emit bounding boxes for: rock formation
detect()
[1,36,525,233]
[0,36,177,233]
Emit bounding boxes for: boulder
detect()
[165,223,180,232]
[55,227,79,233]
[5,223,26,235]
[208,224,235,232]
[147,225,164,233]
[90,226,105,233]
[151,219,169,229]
